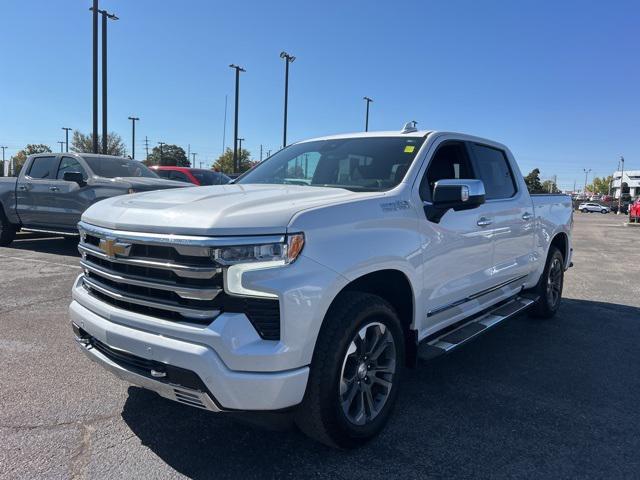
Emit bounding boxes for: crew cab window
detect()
[470,144,516,200]
[57,157,87,180]
[169,171,192,183]
[27,156,56,179]
[155,170,171,179]
[419,142,475,201]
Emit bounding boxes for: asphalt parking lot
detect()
[1,213,639,479]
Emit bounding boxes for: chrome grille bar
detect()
[82,276,219,320]
[80,259,221,301]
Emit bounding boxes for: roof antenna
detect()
[401,120,418,133]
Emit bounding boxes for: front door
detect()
[416,139,497,335]
[48,156,91,229]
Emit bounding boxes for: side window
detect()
[419,142,475,201]
[155,170,170,179]
[27,156,57,179]
[470,144,516,200]
[169,171,191,183]
[57,157,87,180]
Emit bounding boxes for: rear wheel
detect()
[601,209,607,214]
[295,292,405,448]
[581,208,588,213]
[529,246,564,319]
[0,210,17,247]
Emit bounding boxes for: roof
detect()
[297,130,432,143]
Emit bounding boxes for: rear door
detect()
[15,155,59,226]
[468,142,534,288]
[416,138,497,332]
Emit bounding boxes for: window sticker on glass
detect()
[404,145,415,153]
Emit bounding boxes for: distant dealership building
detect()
[612,170,640,198]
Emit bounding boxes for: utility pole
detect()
[191,152,197,167]
[229,64,245,173]
[187,144,191,163]
[92,7,118,154]
[1,146,7,177]
[127,116,139,159]
[583,168,592,196]
[144,136,149,161]
[363,96,373,132]
[260,144,263,161]
[91,0,99,153]
[267,149,271,158]
[617,156,625,215]
[280,51,296,148]
[62,127,72,152]
[58,141,65,153]
[158,142,165,165]
[573,179,576,193]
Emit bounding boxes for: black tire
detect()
[600,209,607,214]
[295,292,405,449]
[0,209,17,247]
[529,246,564,319]
[581,209,587,213]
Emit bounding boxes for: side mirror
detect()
[63,171,85,186]
[425,179,485,223]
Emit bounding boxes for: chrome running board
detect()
[417,294,538,361]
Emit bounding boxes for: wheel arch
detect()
[550,231,569,267]
[324,269,417,367]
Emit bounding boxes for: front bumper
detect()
[69,298,309,411]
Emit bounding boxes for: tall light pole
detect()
[96,8,118,154]
[363,96,373,132]
[583,168,592,196]
[238,138,245,168]
[58,141,65,153]
[617,156,625,215]
[191,152,197,167]
[62,127,72,152]
[280,51,295,148]
[91,1,99,153]
[158,142,165,166]
[229,64,245,173]
[128,116,139,159]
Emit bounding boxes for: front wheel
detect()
[581,209,587,213]
[295,292,405,448]
[529,246,564,319]
[601,209,608,214]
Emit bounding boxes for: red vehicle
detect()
[629,199,640,221]
[150,166,231,186]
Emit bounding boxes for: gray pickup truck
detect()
[0,152,188,246]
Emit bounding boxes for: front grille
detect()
[78,223,281,339]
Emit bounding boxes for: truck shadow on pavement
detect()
[7,234,79,257]
[121,298,640,479]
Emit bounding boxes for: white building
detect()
[612,170,640,199]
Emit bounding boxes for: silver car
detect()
[578,202,609,213]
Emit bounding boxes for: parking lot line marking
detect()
[0,254,81,269]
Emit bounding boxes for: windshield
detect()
[83,156,159,179]
[236,136,425,191]
[192,170,231,185]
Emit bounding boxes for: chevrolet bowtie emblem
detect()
[98,238,132,258]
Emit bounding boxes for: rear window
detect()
[470,144,516,200]
[27,156,56,179]
[192,170,229,185]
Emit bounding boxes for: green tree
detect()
[541,179,560,193]
[586,176,613,195]
[10,144,52,176]
[144,144,190,167]
[212,147,254,174]
[524,168,545,194]
[71,131,126,156]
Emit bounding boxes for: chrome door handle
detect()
[49,186,59,192]
[522,212,533,221]
[17,185,27,191]
[477,217,492,227]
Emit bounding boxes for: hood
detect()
[103,176,190,190]
[81,184,366,235]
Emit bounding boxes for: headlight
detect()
[215,233,305,298]
[211,233,304,266]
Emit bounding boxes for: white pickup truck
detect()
[70,126,573,448]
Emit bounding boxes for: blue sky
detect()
[1,0,638,190]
